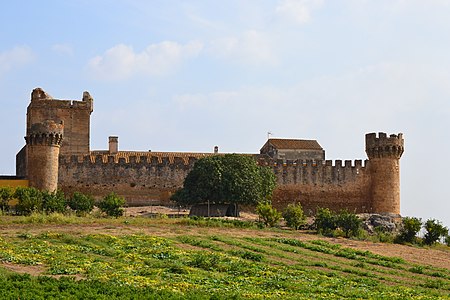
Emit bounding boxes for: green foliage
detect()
[0,229,448,299]
[445,235,450,247]
[98,192,125,217]
[14,187,43,215]
[423,219,448,245]
[282,203,306,230]
[314,208,361,238]
[256,202,281,227]
[0,186,13,211]
[313,207,337,236]
[396,217,422,244]
[42,190,67,213]
[172,154,276,206]
[67,192,94,216]
[335,210,362,238]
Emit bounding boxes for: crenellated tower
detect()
[365,132,404,214]
[25,120,64,191]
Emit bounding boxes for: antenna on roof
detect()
[267,131,273,140]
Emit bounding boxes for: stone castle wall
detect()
[267,159,372,214]
[58,154,198,206]
[57,154,377,214]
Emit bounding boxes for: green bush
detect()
[98,192,125,217]
[423,219,448,245]
[336,210,362,238]
[396,217,422,244]
[445,235,450,247]
[67,192,94,216]
[0,186,13,212]
[282,203,306,230]
[256,202,281,227]
[314,208,361,238]
[14,187,43,215]
[313,208,337,236]
[42,190,67,213]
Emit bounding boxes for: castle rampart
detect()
[15,89,405,214]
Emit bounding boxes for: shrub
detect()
[336,210,362,238]
[423,219,448,245]
[42,190,67,213]
[282,203,306,230]
[0,186,13,212]
[67,192,94,216]
[14,187,43,215]
[98,192,125,217]
[313,208,337,236]
[445,235,450,247]
[256,202,281,227]
[396,217,422,244]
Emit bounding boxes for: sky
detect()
[1,0,449,227]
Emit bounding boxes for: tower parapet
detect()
[365,132,404,214]
[25,120,64,191]
[365,132,404,159]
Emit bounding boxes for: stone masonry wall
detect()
[58,155,196,205]
[58,155,373,213]
[267,159,372,214]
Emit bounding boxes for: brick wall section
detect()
[58,154,197,205]
[58,155,374,213]
[264,159,372,214]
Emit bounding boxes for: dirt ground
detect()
[0,207,449,273]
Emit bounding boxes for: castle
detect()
[10,88,404,214]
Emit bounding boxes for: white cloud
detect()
[0,46,34,76]
[51,44,74,56]
[276,0,324,24]
[208,30,277,66]
[87,40,203,81]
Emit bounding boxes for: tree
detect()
[313,208,337,236]
[256,202,281,227]
[14,187,43,215]
[397,217,422,244]
[98,192,125,217]
[42,190,67,213]
[282,203,306,230]
[423,219,448,245]
[335,210,362,238]
[67,192,95,216]
[0,187,14,212]
[172,154,276,207]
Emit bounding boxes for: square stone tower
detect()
[26,88,93,156]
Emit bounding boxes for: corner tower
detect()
[365,132,404,214]
[25,120,64,191]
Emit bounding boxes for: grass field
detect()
[0,215,449,299]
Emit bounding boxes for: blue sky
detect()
[1,0,450,227]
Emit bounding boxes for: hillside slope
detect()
[0,218,449,299]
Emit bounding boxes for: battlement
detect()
[25,120,64,146]
[256,157,369,185]
[365,132,404,159]
[61,151,218,167]
[29,88,93,112]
